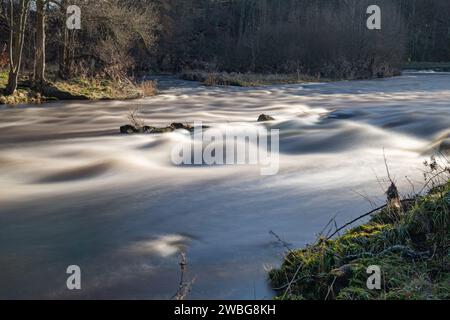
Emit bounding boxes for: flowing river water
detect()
[0,72,449,299]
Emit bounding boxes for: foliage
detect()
[0,71,144,104]
[270,177,450,300]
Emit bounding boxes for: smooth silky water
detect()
[0,72,449,299]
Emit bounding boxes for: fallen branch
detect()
[326,204,387,240]
[270,230,293,253]
[326,199,415,241]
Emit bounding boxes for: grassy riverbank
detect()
[179,70,327,87]
[270,178,450,300]
[0,71,157,105]
[179,67,405,87]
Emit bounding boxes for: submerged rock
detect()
[258,114,275,122]
[120,123,194,134]
[120,125,139,134]
[170,123,193,131]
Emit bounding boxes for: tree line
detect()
[157,0,450,76]
[0,0,449,95]
[0,0,160,95]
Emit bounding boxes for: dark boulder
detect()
[120,125,139,134]
[258,114,275,122]
[141,126,154,133]
[120,123,196,135]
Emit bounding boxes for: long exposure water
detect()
[0,72,449,299]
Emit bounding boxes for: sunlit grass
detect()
[270,180,450,300]
[0,71,147,105]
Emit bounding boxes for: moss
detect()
[270,181,450,300]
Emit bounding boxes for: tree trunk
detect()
[5,70,18,96]
[58,0,72,79]
[6,0,30,95]
[34,0,46,91]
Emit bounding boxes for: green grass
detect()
[0,71,41,105]
[53,77,143,100]
[0,71,145,105]
[0,70,7,86]
[270,181,450,300]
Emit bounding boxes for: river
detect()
[0,72,449,299]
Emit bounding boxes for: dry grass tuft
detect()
[138,80,158,97]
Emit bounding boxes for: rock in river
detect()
[120,125,139,134]
[120,123,194,134]
[257,114,275,122]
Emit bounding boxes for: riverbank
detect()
[179,70,331,87]
[179,67,407,87]
[0,71,157,105]
[270,174,450,300]
[178,62,450,87]
[402,62,450,72]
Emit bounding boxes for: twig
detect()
[405,175,416,195]
[173,252,195,300]
[325,276,337,301]
[326,198,415,241]
[281,262,303,300]
[326,204,387,240]
[383,148,394,184]
[352,189,378,208]
[317,213,338,240]
[270,230,293,253]
[418,169,449,195]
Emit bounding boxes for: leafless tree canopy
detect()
[0,0,449,91]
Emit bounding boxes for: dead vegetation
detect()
[137,80,158,97]
[180,70,322,87]
[173,252,196,300]
[127,107,147,130]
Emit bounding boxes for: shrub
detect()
[138,80,158,97]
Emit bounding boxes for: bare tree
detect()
[5,0,31,95]
[33,0,47,90]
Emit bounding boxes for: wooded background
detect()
[0,0,449,93]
